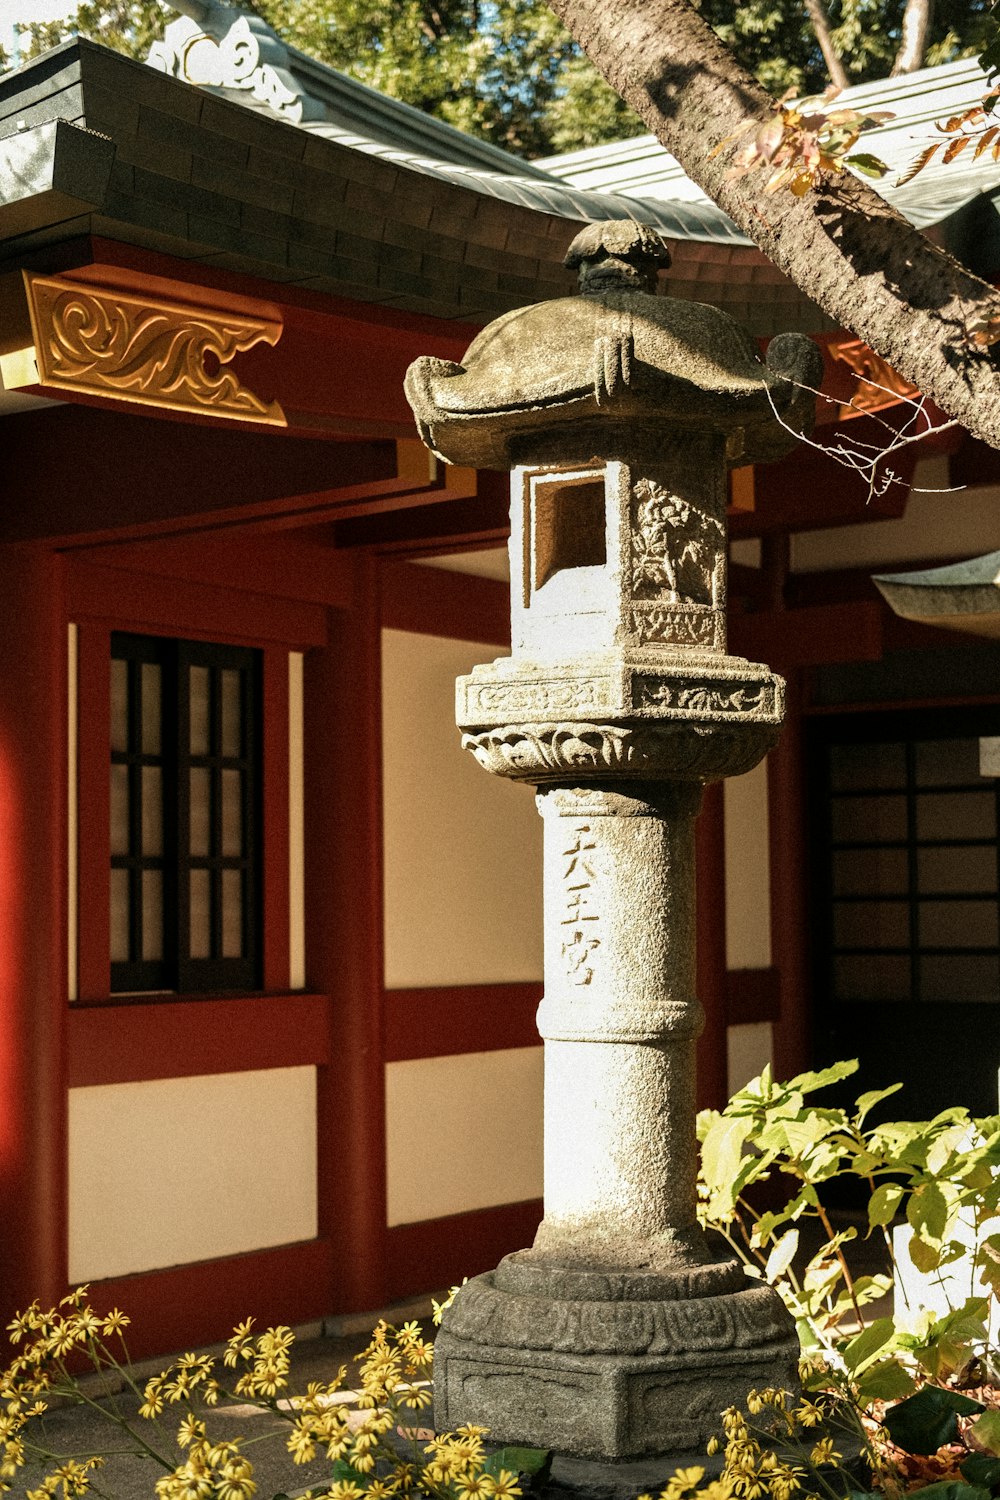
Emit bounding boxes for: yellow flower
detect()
[177,1416,205,1450]
[140,1379,165,1419]
[100,1309,130,1337]
[218,1482,256,1500]
[707,1436,720,1456]
[456,1475,492,1500]
[809,1438,840,1467]
[287,1420,317,1465]
[794,1399,824,1429]
[482,1469,523,1499]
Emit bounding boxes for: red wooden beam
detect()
[729,410,918,540]
[336,471,510,553]
[385,984,541,1063]
[380,561,510,645]
[68,535,355,611]
[0,547,69,1333]
[730,600,883,672]
[85,1239,334,1360]
[725,967,781,1026]
[67,994,332,1086]
[386,1200,544,1303]
[67,559,328,647]
[306,556,388,1313]
[20,239,480,440]
[1,406,400,546]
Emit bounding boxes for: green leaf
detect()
[869,1182,905,1228]
[856,1082,904,1122]
[909,1233,943,1274]
[976,1234,1000,1294]
[883,1387,985,1455]
[899,1485,990,1500]
[969,1411,1000,1458]
[328,1461,371,1485]
[765,1228,799,1284]
[927,1123,970,1174]
[856,1359,917,1402]
[961,1455,1000,1489]
[788,1060,859,1095]
[842,1316,895,1374]
[700,1115,752,1215]
[908,1181,949,1244]
[846,151,889,177]
[483,1448,553,1486]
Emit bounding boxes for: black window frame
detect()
[809,706,1000,1010]
[110,632,262,995]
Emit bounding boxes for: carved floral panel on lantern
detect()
[630,478,726,610]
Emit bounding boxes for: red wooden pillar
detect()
[0,545,67,1328]
[696,780,729,1111]
[305,553,387,1313]
[768,670,810,1082]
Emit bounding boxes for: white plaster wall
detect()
[382,630,543,988]
[385,1047,543,1225]
[724,759,772,970]
[68,1066,317,1281]
[792,474,1000,573]
[727,1022,774,1094]
[724,760,774,1093]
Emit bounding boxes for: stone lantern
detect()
[404,221,824,1463]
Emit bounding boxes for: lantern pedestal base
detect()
[433,1256,799,1461]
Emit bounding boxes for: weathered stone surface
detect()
[405,220,817,1463]
[435,1312,799,1460]
[405,294,822,472]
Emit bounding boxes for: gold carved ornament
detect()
[830,336,919,418]
[3,273,286,426]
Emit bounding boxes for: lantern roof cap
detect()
[405,222,823,470]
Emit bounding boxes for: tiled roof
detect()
[1,27,998,335]
[539,57,1000,203]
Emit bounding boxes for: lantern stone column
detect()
[405,220,825,1462]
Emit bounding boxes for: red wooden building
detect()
[1,8,999,1355]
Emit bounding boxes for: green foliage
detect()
[696,0,995,97]
[7,0,1000,157]
[698,1059,1000,1384]
[676,1062,1000,1500]
[253,0,641,156]
[13,0,173,63]
[881,1386,984,1454]
[4,0,639,157]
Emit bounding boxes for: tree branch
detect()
[546,0,1000,451]
[802,0,848,92]
[892,0,933,74]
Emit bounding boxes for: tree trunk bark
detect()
[802,0,848,92]
[547,0,1000,451]
[892,0,933,74]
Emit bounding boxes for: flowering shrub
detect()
[0,1286,524,1500]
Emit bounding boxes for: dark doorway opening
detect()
[808,705,1000,1124]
